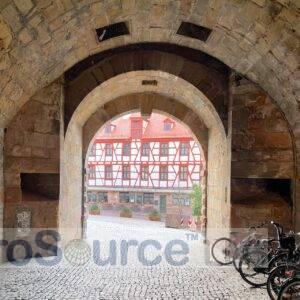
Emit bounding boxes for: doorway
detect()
[159,195,167,213]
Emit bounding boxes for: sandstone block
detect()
[18,28,32,45]
[14,0,33,15]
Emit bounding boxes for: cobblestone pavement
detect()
[0,216,269,300]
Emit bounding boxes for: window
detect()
[173,194,191,206]
[129,193,135,203]
[131,119,142,139]
[135,193,143,204]
[119,192,130,203]
[141,143,150,156]
[123,142,131,156]
[160,143,168,156]
[90,144,97,156]
[87,192,97,202]
[143,193,154,204]
[179,165,188,181]
[164,121,173,131]
[180,142,189,156]
[141,165,149,180]
[105,144,113,156]
[105,165,113,179]
[177,22,212,42]
[89,166,96,179]
[160,166,168,181]
[104,125,111,134]
[96,22,130,43]
[97,192,108,202]
[123,165,130,180]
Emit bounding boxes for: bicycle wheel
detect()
[268,252,289,271]
[267,265,293,300]
[278,278,300,300]
[238,249,269,287]
[211,237,236,265]
[233,244,255,272]
[233,246,241,271]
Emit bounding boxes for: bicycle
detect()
[277,276,300,299]
[267,263,300,300]
[238,221,297,287]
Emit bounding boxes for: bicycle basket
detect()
[280,235,296,250]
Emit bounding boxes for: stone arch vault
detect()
[61,70,230,240]
[0,1,299,254]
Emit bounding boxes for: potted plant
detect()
[89,203,100,215]
[190,184,203,229]
[120,207,132,218]
[148,209,161,221]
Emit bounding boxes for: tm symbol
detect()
[186,233,199,241]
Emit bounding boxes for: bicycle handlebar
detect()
[249,221,284,240]
[270,221,284,239]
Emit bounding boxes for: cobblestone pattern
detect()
[0,216,269,299]
[0,264,269,300]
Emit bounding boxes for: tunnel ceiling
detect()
[0,0,298,129]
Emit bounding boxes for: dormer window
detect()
[131,118,143,139]
[163,119,174,131]
[104,123,115,134]
[105,125,111,134]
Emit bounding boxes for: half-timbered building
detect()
[86,113,205,217]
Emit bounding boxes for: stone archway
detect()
[0,1,299,241]
[60,70,230,241]
[82,95,209,235]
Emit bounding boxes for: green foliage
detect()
[121,207,132,214]
[149,209,160,217]
[120,207,133,218]
[90,204,100,213]
[190,184,202,217]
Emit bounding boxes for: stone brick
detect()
[251,0,265,7]
[28,14,43,28]
[5,187,22,202]
[18,28,32,44]
[31,147,50,158]
[36,23,51,44]
[11,145,31,157]
[1,4,22,33]
[60,0,73,11]
[45,135,59,149]
[0,19,13,51]
[14,0,33,15]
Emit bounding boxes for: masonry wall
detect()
[3,81,60,230]
[231,78,294,230]
[0,129,4,261]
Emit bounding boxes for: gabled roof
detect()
[95,113,192,140]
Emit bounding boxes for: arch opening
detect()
[83,110,207,235]
[60,71,230,242]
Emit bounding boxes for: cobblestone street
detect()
[0,216,269,299]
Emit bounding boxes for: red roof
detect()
[95,113,193,140]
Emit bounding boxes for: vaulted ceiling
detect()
[0,0,299,129]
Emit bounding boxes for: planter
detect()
[120,211,132,218]
[89,204,100,215]
[149,215,161,221]
[120,208,132,218]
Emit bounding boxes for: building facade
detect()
[86,113,205,218]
